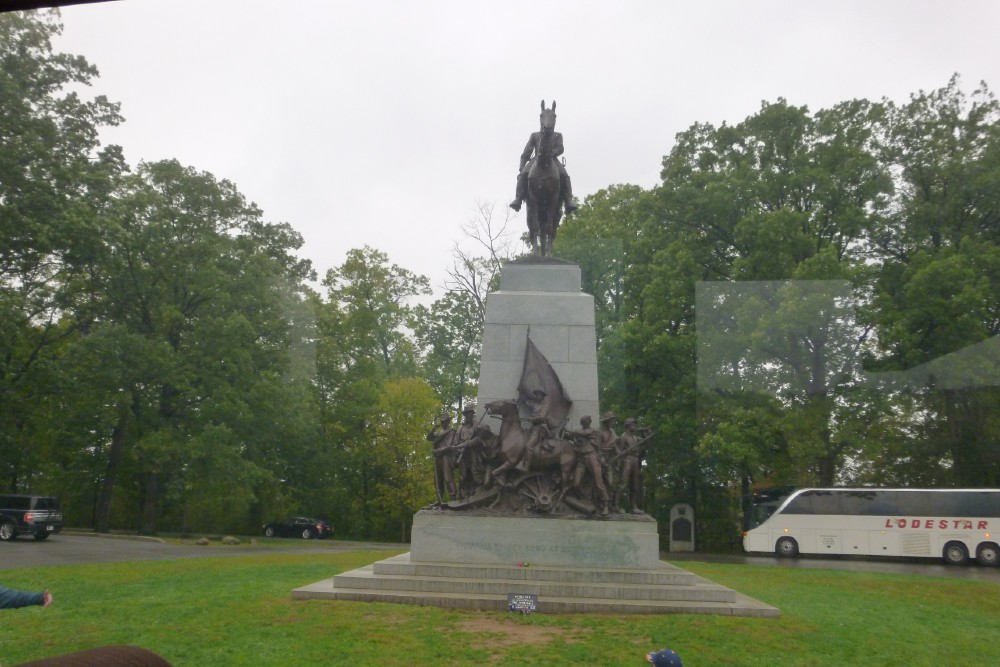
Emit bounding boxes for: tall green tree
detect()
[63,159,316,533]
[872,77,1000,485]
[557,96,897,546]
[0,10,123,491]
[369,378,438,541]
[412,290,480,411]
[317,246,430,538]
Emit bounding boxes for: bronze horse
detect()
[526,101,563,256]
[484,398,577,500]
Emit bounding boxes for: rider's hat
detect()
[439,412,451,421]
[463,404,476,413]
[600,411,617,422]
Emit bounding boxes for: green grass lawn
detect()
[2,550,998,666]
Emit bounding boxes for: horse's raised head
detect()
[484,398,518,416]
[539,100,557,134]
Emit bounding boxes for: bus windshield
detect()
[744,486,795,530]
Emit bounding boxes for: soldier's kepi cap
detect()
[439,412,451,420]
[462,404,476,413]
[624,417,637,425]
[600,411,617,422]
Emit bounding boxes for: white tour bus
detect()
[742,487,1000,566]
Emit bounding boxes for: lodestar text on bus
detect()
[885,518,989,530]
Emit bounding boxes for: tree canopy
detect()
[555,75,1000,546]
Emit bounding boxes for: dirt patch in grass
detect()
[455,617,580,647]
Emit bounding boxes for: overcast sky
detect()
[53,0,1000,295]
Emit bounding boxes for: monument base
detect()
[292,551,780,617]
[410,510,659,568]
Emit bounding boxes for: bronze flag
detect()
[517,336,572,430]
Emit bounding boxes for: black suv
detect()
[0,494,63,541]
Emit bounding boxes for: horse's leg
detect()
[543,197,559,256]
[491,460,515,486]
[552,191,563,254]
[528,213,540,254]
[537,213,547,256]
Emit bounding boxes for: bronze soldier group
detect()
[428,404,651,517]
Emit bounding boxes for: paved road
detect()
[3,534,999,581]
[0,534,406,570]
[664,551,1000,582]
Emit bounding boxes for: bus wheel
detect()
[775,536,799,558]
[942,541,969,566]
[976,542,999,567]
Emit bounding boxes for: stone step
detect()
[373,556,698,586]
[334,565,735,603]
[294,580,777,617]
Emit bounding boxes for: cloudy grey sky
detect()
[54,0,1000,294]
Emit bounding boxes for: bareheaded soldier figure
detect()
[617,417,646,514]
[565,415,610,515]
[597,412,621,511]
[427,412,458,504]
[455,404,483,498]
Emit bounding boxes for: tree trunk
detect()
[95,400,130,533]
[140,471,159,535]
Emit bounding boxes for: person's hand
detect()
[43,590,52,607]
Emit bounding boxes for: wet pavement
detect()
[663,551,1000,581]
[0,533,406,570]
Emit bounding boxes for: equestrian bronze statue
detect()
[509,100,577,256]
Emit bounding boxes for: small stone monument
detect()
[669,503,695,552]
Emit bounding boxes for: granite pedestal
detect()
[409,511,659,568]
[475,259,599,426]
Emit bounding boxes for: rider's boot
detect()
[601,500,609,516]
[561,172,577,214]
[510,172,528,212]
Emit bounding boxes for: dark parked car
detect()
[0,494,63,541]
[262,516,332,540]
